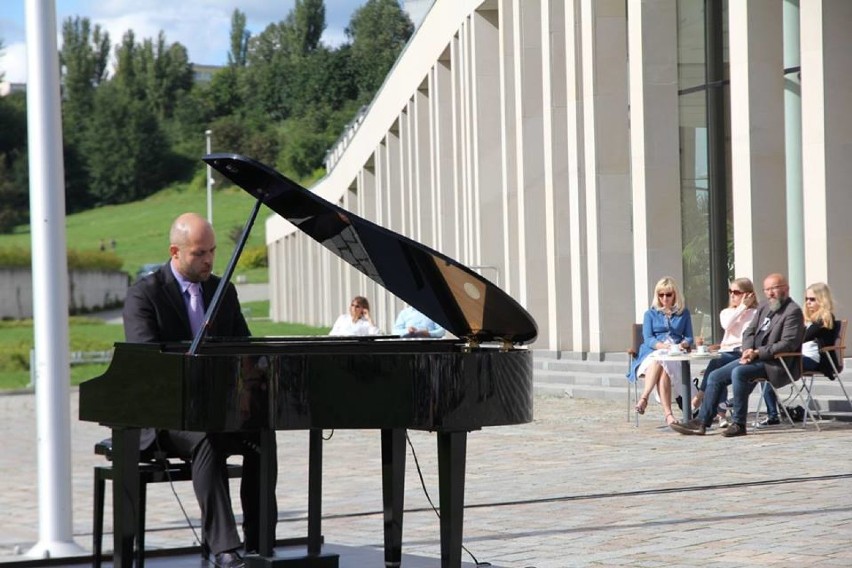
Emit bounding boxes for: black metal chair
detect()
[801,319,851,419]
[92,438,242,568]
[751,352,821,430]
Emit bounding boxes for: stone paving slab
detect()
[1,391,851,567]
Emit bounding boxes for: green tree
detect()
[0,155,28,233]
[346,0,413,101]
[59,17,111,211]
[228,9,250,67]
[0,88,29,232]
[60,17,111,126]
[287,0,326,56]
[81,82,171,204]
[243,0,329,121]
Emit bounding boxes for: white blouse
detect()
[718,304,757,352]
[329,314,381,336]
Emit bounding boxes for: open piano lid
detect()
[204,153,538,345]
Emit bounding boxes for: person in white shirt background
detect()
[329,296,381,336]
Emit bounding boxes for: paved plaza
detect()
[1,390,851,567]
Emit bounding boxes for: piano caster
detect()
[244,552,339,568]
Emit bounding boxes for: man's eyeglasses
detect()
[728,289,744,296]
[763,284,785,293]
[805,297,817,302]
[657,292,674,298]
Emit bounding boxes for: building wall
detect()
[0,269,127,319]
[266,0,852,355]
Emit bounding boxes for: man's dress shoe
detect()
[213,550,245,568]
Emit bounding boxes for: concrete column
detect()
[457,18,475,264]
[431,58,455,256]
[510,0,552,346]
[471,6,504,286]
[801,0,852,312]
[580,0,632,353]
[545,0,573,351]
[413,85,433,246]
[449,36,464,261]
[498,0,521,296]
[627,0,681,319]
[784,0,804,302]
[729,1,786,280]
[564,0,589,352]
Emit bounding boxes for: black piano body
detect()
[79,154,538,568]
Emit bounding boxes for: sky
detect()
[0,0,431,84]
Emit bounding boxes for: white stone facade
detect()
[265,0,852,355]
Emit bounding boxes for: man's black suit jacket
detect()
[742,296,804,388]
[123,262,250,344]
[122,262,250,449]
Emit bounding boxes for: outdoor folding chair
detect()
[752,351,821,431]
[801,319,851,419]
[626,323,643,426]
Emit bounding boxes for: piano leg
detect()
[258,429,278,557]
[437,431,467,568]
[111,427,140,568]
[307,429,323,555]
[247,430,339,568]
[381,428,406,567]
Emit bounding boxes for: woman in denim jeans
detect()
[691,277,758,425]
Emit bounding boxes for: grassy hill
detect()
[0,174,344,391]
[0,181,276,282]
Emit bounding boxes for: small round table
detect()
[651,351,721,421]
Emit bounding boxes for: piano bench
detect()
[92,439,243,568]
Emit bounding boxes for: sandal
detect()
[635,396,649,415]
[665,413,678,426]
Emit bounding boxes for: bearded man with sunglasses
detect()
[671,273,804,438]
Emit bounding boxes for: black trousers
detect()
[159,430,275,555]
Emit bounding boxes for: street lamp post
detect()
[205,129,213,225]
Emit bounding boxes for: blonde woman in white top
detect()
[691,277,758,421]
[329,296,381,336]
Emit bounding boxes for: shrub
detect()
[237,245,268,270]
[0,247,30,267]
[0,247,123,271]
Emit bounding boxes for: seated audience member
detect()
[760,281,838,426]
[329,296,381,336]
[692,278,758,425]
[671,273,804,438]
[628,276,694,426]
[393,305,445,338]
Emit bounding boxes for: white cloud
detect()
[1,42,28,84]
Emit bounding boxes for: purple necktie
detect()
[187,282,205,335]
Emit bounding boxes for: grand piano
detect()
[79,154,537,568]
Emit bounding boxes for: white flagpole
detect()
[24,0,84,558]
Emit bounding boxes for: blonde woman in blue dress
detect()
[628,277,695,425]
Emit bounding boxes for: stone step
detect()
[532,354,852,418]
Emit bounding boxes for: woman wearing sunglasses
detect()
[760,282,838,426]
[329,295,382,336]
[629,276,694,425]
[691,277,758,426]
